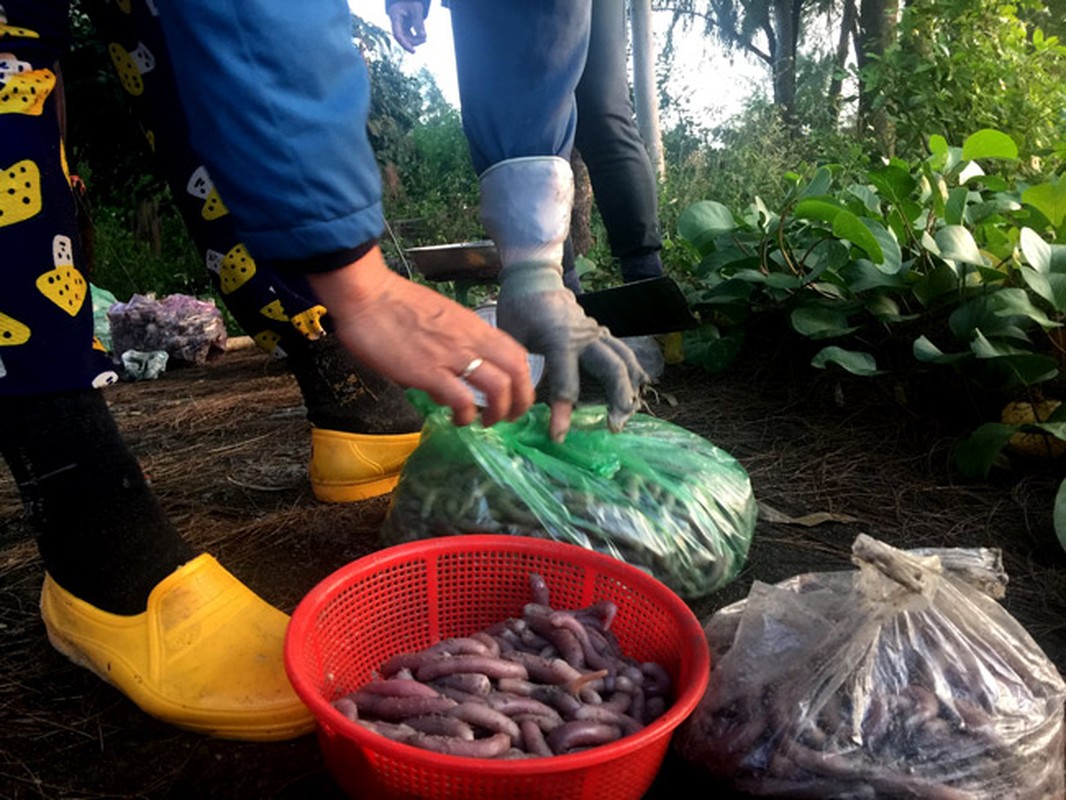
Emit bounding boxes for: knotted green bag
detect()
[381,392,757,599]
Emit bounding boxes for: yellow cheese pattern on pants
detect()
[0,7,119,393]
[0,54,56,116]
[90,0,336,360]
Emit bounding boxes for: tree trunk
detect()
[828,0,858,125]
[630,0,664,178]
[769,0,800,129]
[570,148,594,257]
[856,0,900,155]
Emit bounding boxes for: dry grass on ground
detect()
[0,343,1062,798]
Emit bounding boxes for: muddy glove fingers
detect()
[498,285,647,434]
[579,337,648,432]
[496,287,601,406]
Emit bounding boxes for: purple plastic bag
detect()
[108,293,227,366]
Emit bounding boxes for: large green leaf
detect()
[730,268,802,290]
[847,183,882,214]
[864,294,909,322]
[969,330,1034,358]
[928,134,949,156]
[1023,231,1066,279]
[913,263,963,305]
[961,129,1019,161]
[863,219,902,274]
[1020,227,1053,273]
[986,287,1060,329]
[954,423,1015,479]
[790,202,885,264]
[790,306,858,339]
[934,226,986,266]
[926,136,965,174]
[833,211,884,264]
[971,352,1060,388]
[764,272,805,290]
[1017,266,1066,310]
[1054,479,1066,554]
[799,166,834,199]
[951,290,1058,341]
[810,346,882,375]
[945,186,969,225]
[677,201,737,252]
[966,195,1021,224]
[687,278,754,306]
[814,239,851,273]
[682,325,744,374]
[913,335,970,364]
[699,246,760,276]
[839,260,909,292]
[794,198,844,225]
[867,164,916,204]
[1022,178,1066,228]
[1028,421,1066,440]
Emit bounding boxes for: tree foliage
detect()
[859,0,1066,158]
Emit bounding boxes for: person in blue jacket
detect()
[0,0,644,740]
[82,0,429,507]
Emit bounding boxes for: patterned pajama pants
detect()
[1,0,333,397]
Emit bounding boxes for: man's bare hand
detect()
[387,1,427,54]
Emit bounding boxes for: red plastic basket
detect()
[284,534,711,800]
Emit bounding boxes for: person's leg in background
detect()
[563,0,664,292]
[450,1,651,421]
[0,0,312,739]
[82,0,423,502]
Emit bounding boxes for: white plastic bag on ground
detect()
[675,534,1066,799]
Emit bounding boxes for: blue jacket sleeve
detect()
[156,0,383,269]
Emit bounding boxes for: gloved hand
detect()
[496,261,649,441]
[480,157,648,442]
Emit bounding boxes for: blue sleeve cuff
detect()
[263,240,377,275]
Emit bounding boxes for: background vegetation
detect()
[63,1,1066,537]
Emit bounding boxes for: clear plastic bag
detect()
[380,392,757,599]
[108,293,227,366]
[674,534,1066,798]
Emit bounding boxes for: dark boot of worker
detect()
[284,335,423,503]
[619,249,664,284]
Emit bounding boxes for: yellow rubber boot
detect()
[309,427,420,503]
[39,554,315,741]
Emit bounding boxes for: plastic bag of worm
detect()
[380,391,757,599]
[673,533,1066,799]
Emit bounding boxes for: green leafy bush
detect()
[673,129,1066,479]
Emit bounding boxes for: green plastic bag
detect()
[381,392,757,599]
[91,283,119,353]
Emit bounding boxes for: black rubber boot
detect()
[283,335,424,435]
[0,389,194,614]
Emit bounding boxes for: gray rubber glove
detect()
[496,261,648,434]
[481,157,648,440]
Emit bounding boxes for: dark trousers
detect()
[574,0,663,273]
[449,0,662,291]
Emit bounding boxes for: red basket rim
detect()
[284,534,711,776]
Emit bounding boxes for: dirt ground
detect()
[0,334,1063,799]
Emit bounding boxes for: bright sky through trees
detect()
[356,3,767,129]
